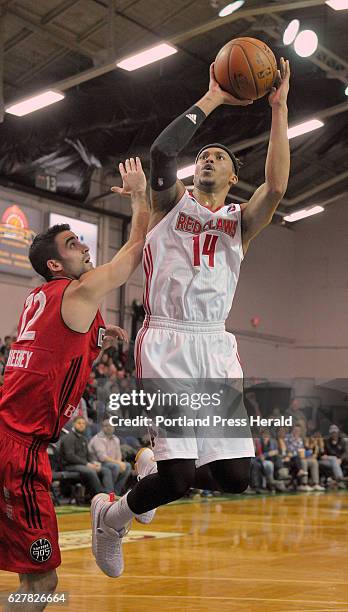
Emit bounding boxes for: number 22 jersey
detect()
[143,190,244,322]
[0,278,105,441]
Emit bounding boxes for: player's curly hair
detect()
[29,224,70,281]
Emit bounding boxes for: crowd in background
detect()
[1,335,348,503]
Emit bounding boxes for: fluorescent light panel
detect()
[117,43,177,71]
[284,206,324,222]
[177,164,195,179]
[6,90,64,117]
[219,1,245,17]
[288,119,324,139]
[325,0,348,10]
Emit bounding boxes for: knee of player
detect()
[23,569,58,594]
[167,475,194,498]
[47,571,59,593]
[222,476,250,494]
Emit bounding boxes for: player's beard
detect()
[197,177,218,193]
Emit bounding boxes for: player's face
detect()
[194,148,236,192]
[53,230,93,279]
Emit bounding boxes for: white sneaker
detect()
[298,485,313,492]
[91,493,130,578]
[134,448,157,525]
[313,484,325,491]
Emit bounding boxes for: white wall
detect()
[227,223,296,379]
[292,198,348,379]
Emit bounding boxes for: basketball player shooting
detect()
[0,158,148,610]
[91,58,290,578]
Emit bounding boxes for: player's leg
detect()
[196,330,254,491]
[4,570,58,612]
[91,459,196,577]
[193,458,251,492]
[208,457,251,493]
[0,433,61,609]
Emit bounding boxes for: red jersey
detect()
[0,277,105,442]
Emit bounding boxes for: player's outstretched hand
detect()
[268,57,290,108]
[111,157,146,197]
[208,63,253,107]
[102,325,129,350]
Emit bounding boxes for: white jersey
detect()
[142,190,244,323]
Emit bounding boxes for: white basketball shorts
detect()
[135,316,255,467]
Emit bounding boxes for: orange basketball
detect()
[214,37,278,101]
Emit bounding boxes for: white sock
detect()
[104,492,135,531]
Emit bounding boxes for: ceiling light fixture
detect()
[294,29,318,57]
[218,1,245,17]
[283,19,300,45]
[325,0,348,10]
[284,206,324,222]
[177,164,195,179]
[6,90,65,117]
[117,43,177,71]
[287,119,324,139]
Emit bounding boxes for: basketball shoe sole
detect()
[134,447,157,525]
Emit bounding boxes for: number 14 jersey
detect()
[143,190,244,322]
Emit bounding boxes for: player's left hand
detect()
[208,63,253,106]
[102,325,129,350]
[268,57,290,108]
[111,157,146,196]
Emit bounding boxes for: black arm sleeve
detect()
[150,105,207,191]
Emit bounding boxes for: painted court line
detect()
[66,594,348,605]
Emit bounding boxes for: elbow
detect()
[266,184,287,202]
[150,140,165,162]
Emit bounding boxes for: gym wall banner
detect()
[49,213,98,266]
[0,201,42,277]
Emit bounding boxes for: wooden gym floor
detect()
[1,492,348,611]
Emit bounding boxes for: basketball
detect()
[214,37,278,101]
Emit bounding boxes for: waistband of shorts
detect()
[144,315,226,333]
[0,421,49,451]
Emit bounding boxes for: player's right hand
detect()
[111,157,147,196]
[208,63,253,107]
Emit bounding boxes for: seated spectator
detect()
[60,416,114,497]
[89,419,132,495]
[119,434,142,461]
[278,427,308,490]
[306,429,346,489]
[285,425,325,491]
[324,425,348,481]
[254,430,285,492]
[0,335,12,361]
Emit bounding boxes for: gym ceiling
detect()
[1,0,347,221]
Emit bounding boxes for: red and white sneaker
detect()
[134,447,157,525]
[91,493,130,578]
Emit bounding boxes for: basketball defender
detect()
[91,59,290,577]
[0,159,148,609]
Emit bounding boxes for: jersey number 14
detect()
[192,234,219,268]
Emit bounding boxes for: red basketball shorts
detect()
[0,426,61,574]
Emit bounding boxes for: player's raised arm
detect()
[63,158,149,329]
[150,64,252,221]
[241,58,290,253]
